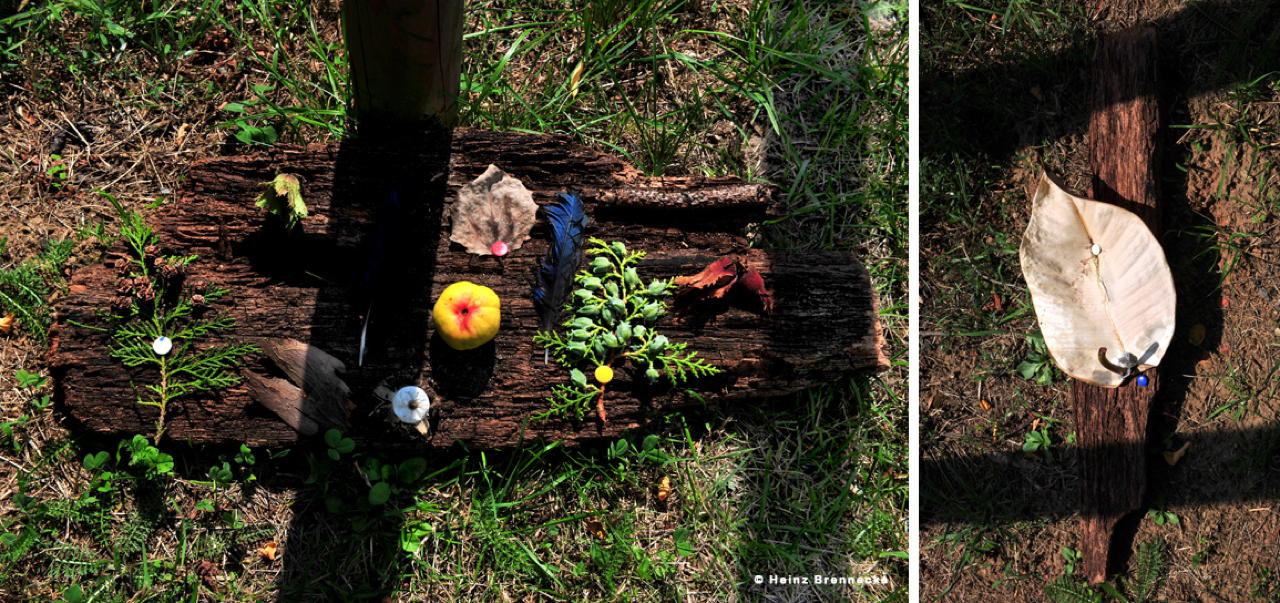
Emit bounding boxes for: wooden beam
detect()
[342,0,465,129]
[1073,26,1161,584]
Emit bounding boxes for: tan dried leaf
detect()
[450,164,539,256]
[1020,172,1176,387]
[1163,441,1190,466]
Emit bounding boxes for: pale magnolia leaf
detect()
[1019,172,1175,387]
[449,164,539,256]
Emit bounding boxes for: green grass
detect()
[0,238,74,342]
[0,0,906,601]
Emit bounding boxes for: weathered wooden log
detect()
[48,128,887,449]
[1073,26,1161,584]
[343,0,464,127]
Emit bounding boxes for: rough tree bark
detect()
[48,129,888,449]
[1073,26,1161,584]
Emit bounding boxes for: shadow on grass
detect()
[723,376,908,601]
[923,0,1280,166]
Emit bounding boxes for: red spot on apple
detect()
[453,298,475,333]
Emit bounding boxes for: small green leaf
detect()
[14,370,45,389]
[83,451,110,471]
[674,527,694,557]
[368,481,391,505]
[398,457,428,484]
[255,174,307,228]
[610,439,629,457]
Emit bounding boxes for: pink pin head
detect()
[490,240,510,257]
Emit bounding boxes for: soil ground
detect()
[922,1,1280,601]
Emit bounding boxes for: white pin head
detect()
[1090,243,1101,256]
[152,336,173,356]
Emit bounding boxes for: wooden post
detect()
[342,0,464,129]
[1073,26,1161,584]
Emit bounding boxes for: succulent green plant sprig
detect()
[533,238,719,422]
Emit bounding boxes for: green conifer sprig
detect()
[101,201,258,439]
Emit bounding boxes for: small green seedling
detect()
[324,428,355,460]
[1022,427,1052,462]
[1146,508,1180,526]
[255,173,307,229]
[1016,333,1059,385]
[1061,546,1082,575]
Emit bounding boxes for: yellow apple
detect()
[432,281,501,350]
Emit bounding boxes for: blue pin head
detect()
[1136,375,1149,387]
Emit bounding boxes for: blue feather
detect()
[534,193,588,331]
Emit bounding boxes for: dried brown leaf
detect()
[450,164,539,256]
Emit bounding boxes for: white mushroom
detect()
[391,386,431,435]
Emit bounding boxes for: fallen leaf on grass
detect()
[194,560,221,589]
[568,60,585,99]
[584,519,606,541]
[257,541,279,561]
[0,314,13,335]
[656,476,672,502]
[449,164,538,256]
[1163,441,1191,466]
